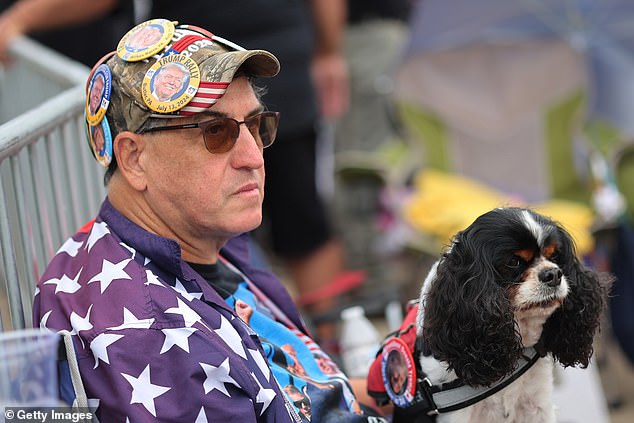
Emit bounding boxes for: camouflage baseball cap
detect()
[84,18,280,167]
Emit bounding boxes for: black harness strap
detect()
[399,344,543,418]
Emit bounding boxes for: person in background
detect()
[0,0,132,65]
[148,1,354,348]
[332,0,414,305]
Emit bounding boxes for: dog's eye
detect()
[506,256,522,268]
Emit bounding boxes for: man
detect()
[386,350,408,396]
[0,0,353,357]
[34,20,383,422]
[283,384,312,422]
[125,22,162,51]
[151,62,187,102]
[88,73,105,115]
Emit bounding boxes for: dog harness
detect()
[367,302,544,419]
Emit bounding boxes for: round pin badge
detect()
[88,117,113,167]
[381,337,417,408]
[86,64,112,126]
[117,18,175,62]
[141,54,201,113]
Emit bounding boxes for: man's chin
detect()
[231,213,262,235]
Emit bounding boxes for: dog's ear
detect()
[422,233,522,386]
[540,253,612,367]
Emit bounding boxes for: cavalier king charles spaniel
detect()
[416,207,611,423]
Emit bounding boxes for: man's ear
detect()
[113,131,147,191]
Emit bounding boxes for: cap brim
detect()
[198,49,280,82]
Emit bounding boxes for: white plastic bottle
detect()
[339,306,381,378]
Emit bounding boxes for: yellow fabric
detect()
[403,169,595,256]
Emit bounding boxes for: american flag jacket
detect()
[33,198,304,422]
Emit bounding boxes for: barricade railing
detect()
[0,37,105,331]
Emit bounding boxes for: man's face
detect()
[89,77,104,113]
[140,76,266,247]
[389,362,407,394]
[154,67,185,101]
[128,26,162,49]
[93,126,105,152]
[287,389,311,420]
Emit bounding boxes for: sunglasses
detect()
[293,398,310,409]
[138,111,280,153]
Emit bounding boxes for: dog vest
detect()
[366,302,543,419]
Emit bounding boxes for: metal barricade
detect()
[0,37,105,331]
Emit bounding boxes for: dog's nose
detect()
[539,268,562,287]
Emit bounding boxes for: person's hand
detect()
[235,299,254,325]
[311,50,349,121]
[0,13,25,63]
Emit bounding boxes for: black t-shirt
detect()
[187,260,243,300]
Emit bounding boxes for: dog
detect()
[415,207,611,422]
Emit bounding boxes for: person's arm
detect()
[348,377,393,417]
[307,0,349,120]
[0,0,118,61]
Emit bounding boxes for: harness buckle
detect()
[420,377,439,416]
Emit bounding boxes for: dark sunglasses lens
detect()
[202,112,279,153]
[293,398,309,408]
[254,112,279,148]
[202,119,238,153]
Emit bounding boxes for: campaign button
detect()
[86,64,112,126]
[87,116,113,167]
[381,337,417,408]
[141,54,201,113]
[117,18,176,62]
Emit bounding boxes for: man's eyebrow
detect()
[195,105,265,120]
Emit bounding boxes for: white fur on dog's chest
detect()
[435,358,556,423]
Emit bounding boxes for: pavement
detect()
[596,333,634,423]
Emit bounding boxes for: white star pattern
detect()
[107,307,155,330]
[119,242,136,259]
[172,278,202,301]
[165,298,202,328]
[85,221,110,252]
[194,407,208,423]
[56,238,83,257]
[248,348,271,381]
[159,327,196,354]
[145,269,164,287]
[252,372,275,415]
[43,269,82,294]
[215,315,246,359]
[40,310,52,329]
[90,333,124,368]
[69,304,93,336]
[200,358,238,397]
[88,258,132,294]
[121,365,171,417]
